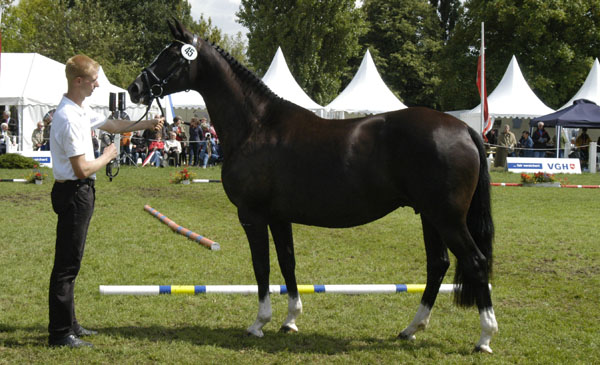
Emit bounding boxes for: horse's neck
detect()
[193,49,272,155]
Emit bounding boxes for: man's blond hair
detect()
[65,54,99,83]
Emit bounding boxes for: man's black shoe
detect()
[74,326,98,337]
[49,334,93,348]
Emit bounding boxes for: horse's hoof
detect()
[279,324,298,333]
[397,332,416,341]
[474,345,493,354]
[246,329,264,338]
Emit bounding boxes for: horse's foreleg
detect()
[239,210,271,337]
[399,217,449,340]
[270,221,302,333]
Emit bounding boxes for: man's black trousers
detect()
[48,179,95,340]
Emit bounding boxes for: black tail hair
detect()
[454,127,495,307]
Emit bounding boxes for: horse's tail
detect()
[454,127,495,307]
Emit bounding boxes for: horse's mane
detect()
[206,39,284,104]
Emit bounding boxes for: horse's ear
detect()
[167,19,180,39]
[174,18,187,41]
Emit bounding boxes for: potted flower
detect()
[520,172,559,187]
[170,167,196,184]
[27,164,47,185]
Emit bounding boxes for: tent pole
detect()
[556,126,560,159]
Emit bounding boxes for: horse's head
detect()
[128,20,200,105]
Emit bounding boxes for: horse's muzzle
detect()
[127,79,147,105]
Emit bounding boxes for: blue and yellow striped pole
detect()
[99,284,469,296]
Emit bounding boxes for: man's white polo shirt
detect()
[50,95,107,181]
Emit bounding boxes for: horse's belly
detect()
[277,193,407,228]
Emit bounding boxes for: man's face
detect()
[80,71,99,97]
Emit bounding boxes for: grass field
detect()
[0,165,599,364]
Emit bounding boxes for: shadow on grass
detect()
[98,324,449,355]
[0,323,470,356]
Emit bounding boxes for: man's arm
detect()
[100,117,164,134]
[69,144,117,179]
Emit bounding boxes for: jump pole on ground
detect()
[143,204,220,251]
[99,284,482,295]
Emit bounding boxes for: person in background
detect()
[575,127,591,167]
[164,131,182,166]
[131,130,147,164]
[48,54,162,348]
[186,117,202,166]
[32,121,45,151]
[532,122,550,157]
[173,116,188,166]
[120,131,133,165]
[518,131,534,157]
[199,132,220,168]
[42,112,53,151]
[0,122,15,154]
[495,125,516,167]
[147,132,165,167]
[2,110,19,146]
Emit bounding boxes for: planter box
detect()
[522,182,561,188]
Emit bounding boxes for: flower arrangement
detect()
[520,172,556,184]
[26,164,47,184]
[170,167,196,184]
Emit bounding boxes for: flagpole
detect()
[480,22,485,135]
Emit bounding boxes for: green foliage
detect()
[439,0,600,110]
[0,166,600,363]
[0,0,247,89]
[0,153,38,168]
[238,0,366,105]
[363,0,444,108]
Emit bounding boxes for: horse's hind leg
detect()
[440,223,498,353]
[239,209,272,337]
[399,216,449,340]
[270,221,302,333]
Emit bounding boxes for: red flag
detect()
[477,55,492,140]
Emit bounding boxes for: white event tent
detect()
[0,53,154,151]
[262,47,323,111]
[325,49,406,117]
[561,58,600,109]
[461,55,554,131]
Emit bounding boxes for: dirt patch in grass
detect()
[0,192,48,206]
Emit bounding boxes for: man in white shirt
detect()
[48,54,163,348]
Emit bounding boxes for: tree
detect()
[438,0,600,111]
[237,0,365,105]
[362,0,444,108]
[429,0,462,42]
[1,0,247,88]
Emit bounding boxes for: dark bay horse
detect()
[128,20,498,353]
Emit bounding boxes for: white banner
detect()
[17,151,53,168]
[506,157,581,174]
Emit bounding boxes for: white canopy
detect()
[561,58,600,109]
[0,53,154,151]
[461,55,554,130]
[262,47,323,111]
[163,90,206,110]
[325,49,406,115]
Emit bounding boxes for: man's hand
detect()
[103,143,118,160]
[153,117,165,132]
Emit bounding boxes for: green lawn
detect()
[1,166,599,364]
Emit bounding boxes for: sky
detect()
[189,0,248,37]
[188,0,365,38]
